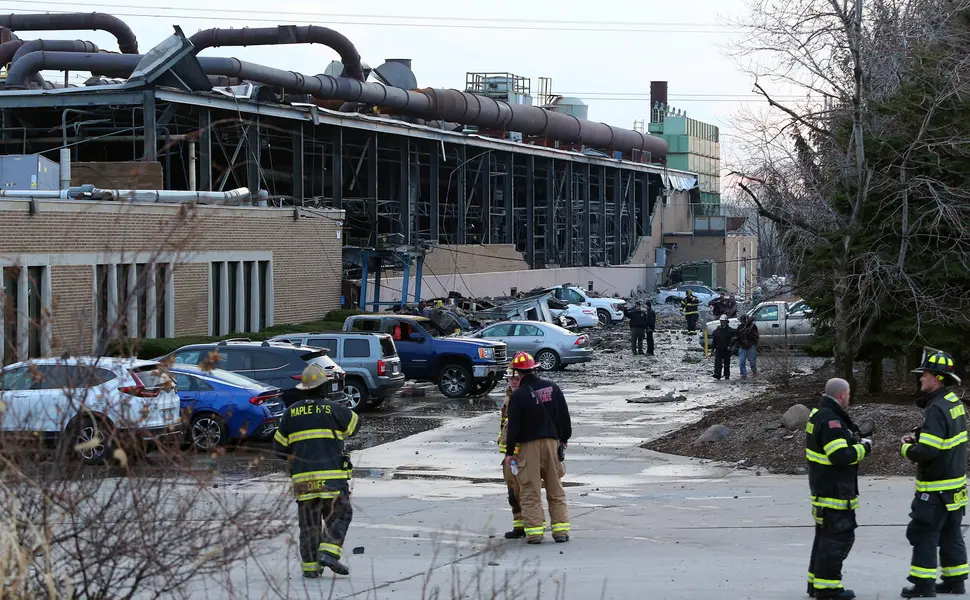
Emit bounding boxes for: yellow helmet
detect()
[295,362,330,390]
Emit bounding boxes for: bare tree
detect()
[726,0,970,387]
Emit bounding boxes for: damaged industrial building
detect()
[0,12,756,360]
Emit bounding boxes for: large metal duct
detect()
[188,26,365,81]
[0,39,24,65]
[11,39,99,64]
[6,52,669,157]
[0,13,138,53]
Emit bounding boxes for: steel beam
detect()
[479,152,490,243]
[332,129,343,208]
[565,162,573,267]
[457,145,466,245]
[199,108,212,191]
[582,163,591,267]
[292,123,304,205]
[0,90,144,109]
[599,166,607,264]
[546,159,555,265]
[430,141,439,241]
[142,90,156,162]
[247,119,261,193]
[156,102,178,128]
[613,168,623,265]
[526,155,535,267]
[504,152,514,245]
[368,134,379,244]
[400,138,411,244]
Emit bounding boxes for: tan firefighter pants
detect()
[515,438,569,540]
[502,460,523,530]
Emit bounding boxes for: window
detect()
[514,324,543,337]
[173,349,203,365]
[307,338,338,355]
[753,305,780,322]
[252,351,287,370]
[210,260,273,335]
[344,338,370,358]
[352,319,380,332]
[94,262,172,345]
[3,267,19,365]
[215,349,253,372]
[482,324,514,337]
[0,366,32,391]
[561,289,585,304]
[379,336,397,357]
[37,364,115,389]
[1,265,49,362]
[175,373,214,392]
[26,266,43,359]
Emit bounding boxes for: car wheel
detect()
[596,309,611,326]
[63,417,115,466]
[535,349,561,371]
[342,378,370,411]
[190,413,228,451]
[438,363,473,398]
[564,317,578,328]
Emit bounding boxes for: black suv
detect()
[161,340,346,406]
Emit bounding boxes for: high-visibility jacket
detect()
[498,386,520,455]
[902,387,968,505]
[806,394,870,511]
[681,295,700,316]
[273,396,360,501]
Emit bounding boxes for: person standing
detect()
[644,303,656,356]
[711,314,736,380]
[504,351,572,544]
[498,368,523,539]
[709,292,726,318]
[899,350,968,598]
[627,302,647,355]
[736,314,760,379]
[722,293,739,317]
[274,363,360,578]
[805,378,872,599]
[681,290,700,333]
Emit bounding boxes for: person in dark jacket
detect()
[805,378,872,599]
[644,303,656,356]
[736,314,760,379]
[274,363,360,578]
[711,314,736,380]
[504,351,572,544]
[899,350,968,598]
[681,291,700,333]
[709,292,726,318]
[627,303,648,355]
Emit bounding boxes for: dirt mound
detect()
[644,379,928,477]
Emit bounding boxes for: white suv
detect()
[0,357,182,464]
[545,285,627,326]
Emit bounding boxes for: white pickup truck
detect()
[543,285,628,326]
[702,299,816,348]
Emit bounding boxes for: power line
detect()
[4,2,740,33]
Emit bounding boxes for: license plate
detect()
[331,381,340,392]
[162,409,174,422]
[392,364,399,374]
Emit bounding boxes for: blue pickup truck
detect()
[342,315,508,398]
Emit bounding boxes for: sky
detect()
[14,0,758,179]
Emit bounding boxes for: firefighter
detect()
[681,290,700,333]
[899,350,968,598]
[805,377,872,599]
[504,351,572,544]
[711,313,736,380]
[274,363,360,578]
[498,368,523,538]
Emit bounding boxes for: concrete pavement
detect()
[183,370,931,600]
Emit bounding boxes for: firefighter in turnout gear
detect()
[504,351,572,544]
[805,378,872,599]
[900,350,968,598]
[681,290,700,333]
[498,368,523,538]
[274,362,360,578]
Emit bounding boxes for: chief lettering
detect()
[533,387,553,404]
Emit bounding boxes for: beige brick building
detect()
[0,199,344,363]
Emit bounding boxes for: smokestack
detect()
[650,81,668,122]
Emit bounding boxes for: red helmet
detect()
[510,351,538,371]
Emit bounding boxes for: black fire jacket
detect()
[505,373,572,455]
[274,395,360,500]
[806,394,870,510]
[902,387,968,496]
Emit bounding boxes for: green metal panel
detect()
[678,263,715,287]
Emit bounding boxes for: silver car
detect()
[469,320,593,371]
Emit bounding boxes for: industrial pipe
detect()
[98,187,256,204]
[0,39,24,66]
[0,13,138,53]
[7,51,669,157]
[188,25,365,81]
[11,39,99,64]
[0,185,94,199]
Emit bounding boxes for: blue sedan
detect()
[169,365,286,450]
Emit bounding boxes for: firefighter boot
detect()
[815,589,855,599]
[553,533,569,543]
[318,554,350,576]
[504,527,525,539]
[902,580,938,598]
[807,582,815,597]
[936,580,966,595]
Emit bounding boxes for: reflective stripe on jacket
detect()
[273,396,360,494]
[806,394,869,509]
[902,389,968,498]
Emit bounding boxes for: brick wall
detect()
[70,162,164,190]
[0,200,344,354]
[663,234,728,286]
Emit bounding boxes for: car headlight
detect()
[478,347,494,360]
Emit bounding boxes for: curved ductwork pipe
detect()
[0,13,138,53]
[11,39,99,64]
[6,52,668,157]
[0,185,259,205]
[0,39,24,65]
[188,26,364,81]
